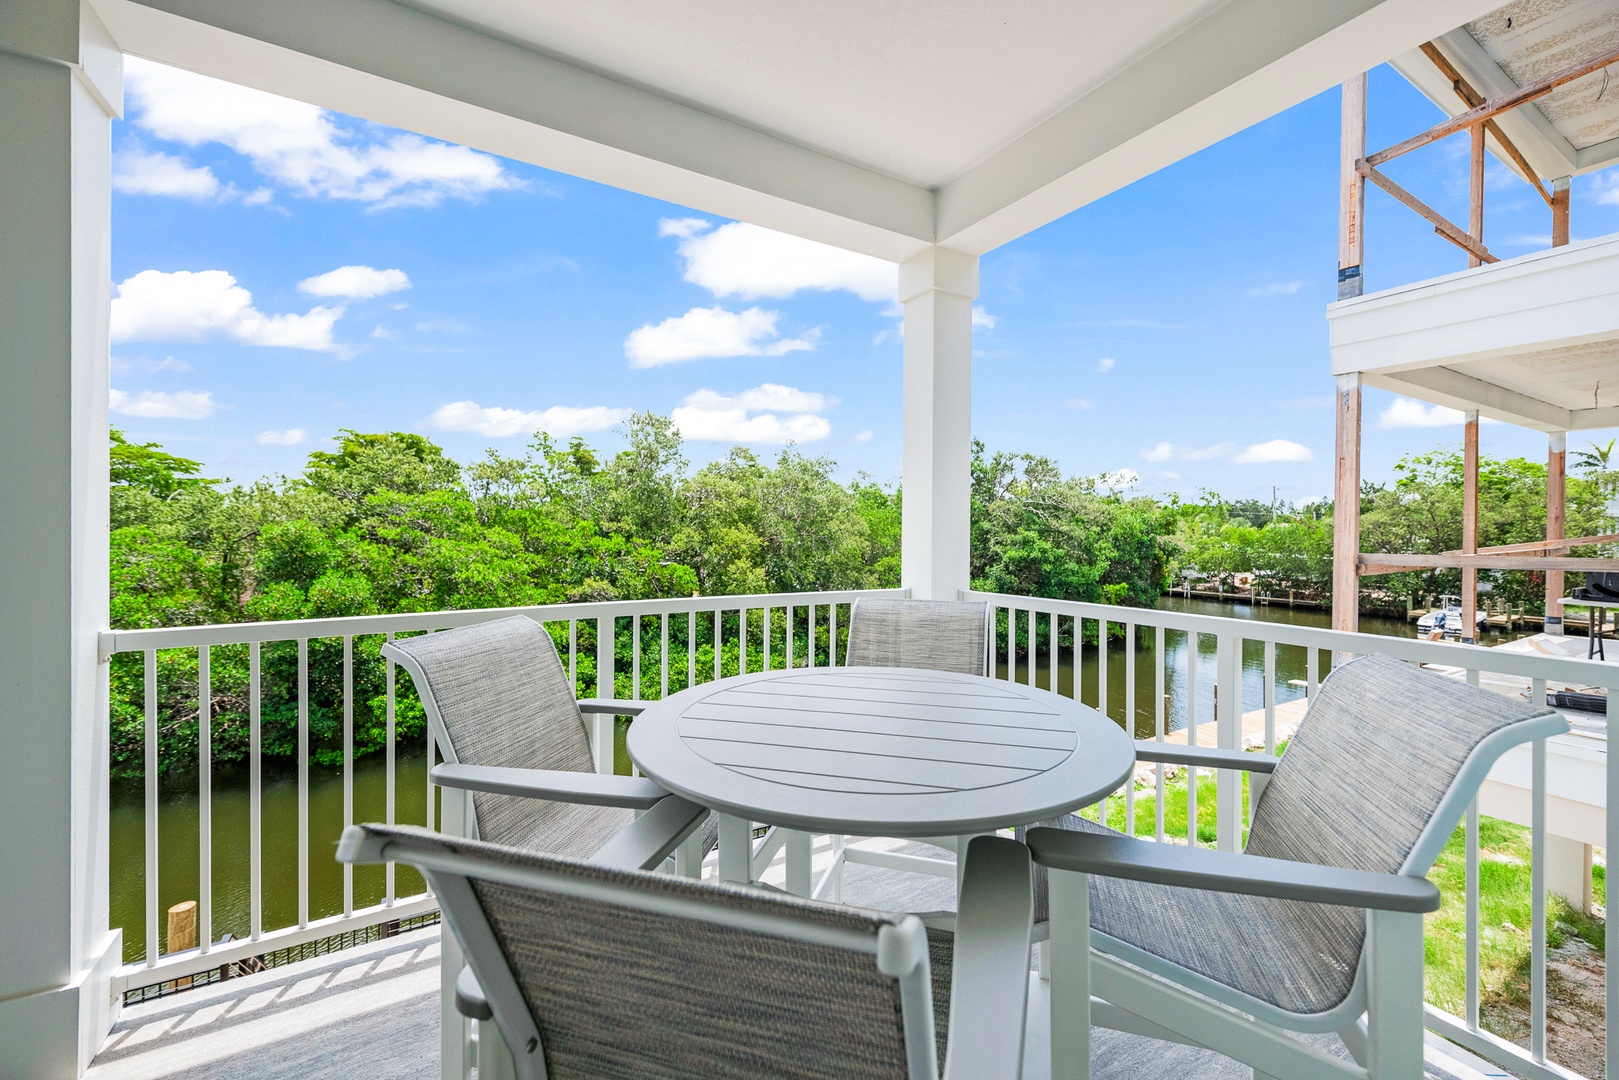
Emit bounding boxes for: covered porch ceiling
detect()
[1391,0,1619,182]
[92,0,1501,260]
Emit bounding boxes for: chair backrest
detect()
[382,617,594,846]
[845,598,988,676]
[1246,652,1564,879]
[343,823,939,1080]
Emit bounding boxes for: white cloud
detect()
[298,265,410,299]
[658,217,711,239]
[1597,174,1619,207]
[1064,397,1094,410]
[112,147,220,199]
[671,383,833,444]
[1379,398,1467,429]
[111,355,190,374]
[1097,357,1116,372]
[124,58,523,210]
[1140,441,1233,462]
[1233,439,1313,464]
[427,401,630,439]
[661,219,895,302]
[109,388,216,419]
[1098,468,1140,494]
[853,430,874,443]
[972,306,997,330]
[111,269,343,351]
[256,428,306,445]
[624,306,817,367]
[1247,281,1303,298]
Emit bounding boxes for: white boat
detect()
[1416,595,1487,638]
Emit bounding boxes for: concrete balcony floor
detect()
[88,839,1510,1080]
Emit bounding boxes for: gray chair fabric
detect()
[386,616,716,861]
[371,823,955,1079]
[845,598,988,676]
[1022,652,1559,1015]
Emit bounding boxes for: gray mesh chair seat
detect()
[339,823,1035,1080]
[845,598,989,676]
[1033,815,1357,1014]
[382,615,717,863]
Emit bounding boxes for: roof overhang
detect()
[1389,0,1619,182]
[1328,233,1619,431]
[93,0,1503,260]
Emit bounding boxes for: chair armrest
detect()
[1133,742,1277,773]
[941,836,1034,1080]
[1026,828,1439,914]
[455,965,492,1021]
[577,698,647,716]
[588,796,710,871]
[430,762,669,809]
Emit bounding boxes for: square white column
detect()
[0,2,123,1075]
[899,247,977,601]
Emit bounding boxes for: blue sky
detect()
[110,60,1619,504]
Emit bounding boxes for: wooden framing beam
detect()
[1442,531,1616,557]
[1356,162,1497,264]
[1332,374,1362,632]
[1358,553,1619,574]
[1366,45,1619,168]
[1552,176,1571,247]
[1547,433,1567,634]
[1468,123,1485,270]
[1339,74,1367,299]
[1418,42,1553,208]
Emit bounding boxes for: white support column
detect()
[900,247,977,601]
[0,2,123,1075]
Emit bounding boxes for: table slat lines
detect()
[679,707,1078,749]
[714,684,1063,721]
[729,766,957,795]
[679,718,1075,761]
[686,739,1041,790]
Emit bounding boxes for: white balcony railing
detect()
[99,588,900,996]
[968,589,1614,1080]
[103,588,1615,1080]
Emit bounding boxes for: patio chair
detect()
[381,615,717,867]
[1024,652,1568,1080]
[845,597,989,676]
[337,819,1036,1080]
[823,597,990,900]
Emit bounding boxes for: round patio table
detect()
[627,666,1135,889]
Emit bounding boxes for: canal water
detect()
[109,596,1531,962]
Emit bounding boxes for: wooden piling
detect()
[167,900,197,987]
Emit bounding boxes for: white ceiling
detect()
[104,0,1504,257]
[408,0,1229,189]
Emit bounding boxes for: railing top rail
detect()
[964,589,1619,687]
[100,588,905,656]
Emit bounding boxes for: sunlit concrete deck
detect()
[89,839,1509,1080]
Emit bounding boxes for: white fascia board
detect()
[93,0,936,261]
[1366,367,1572,431]
[934,0,1503,255]
[1327,233,1619,376]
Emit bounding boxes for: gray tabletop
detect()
[627,666,1136,836]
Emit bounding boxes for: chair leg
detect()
[1366,909,1425,1079]
[674,830,704,879]
[1048,869,1091,1080]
